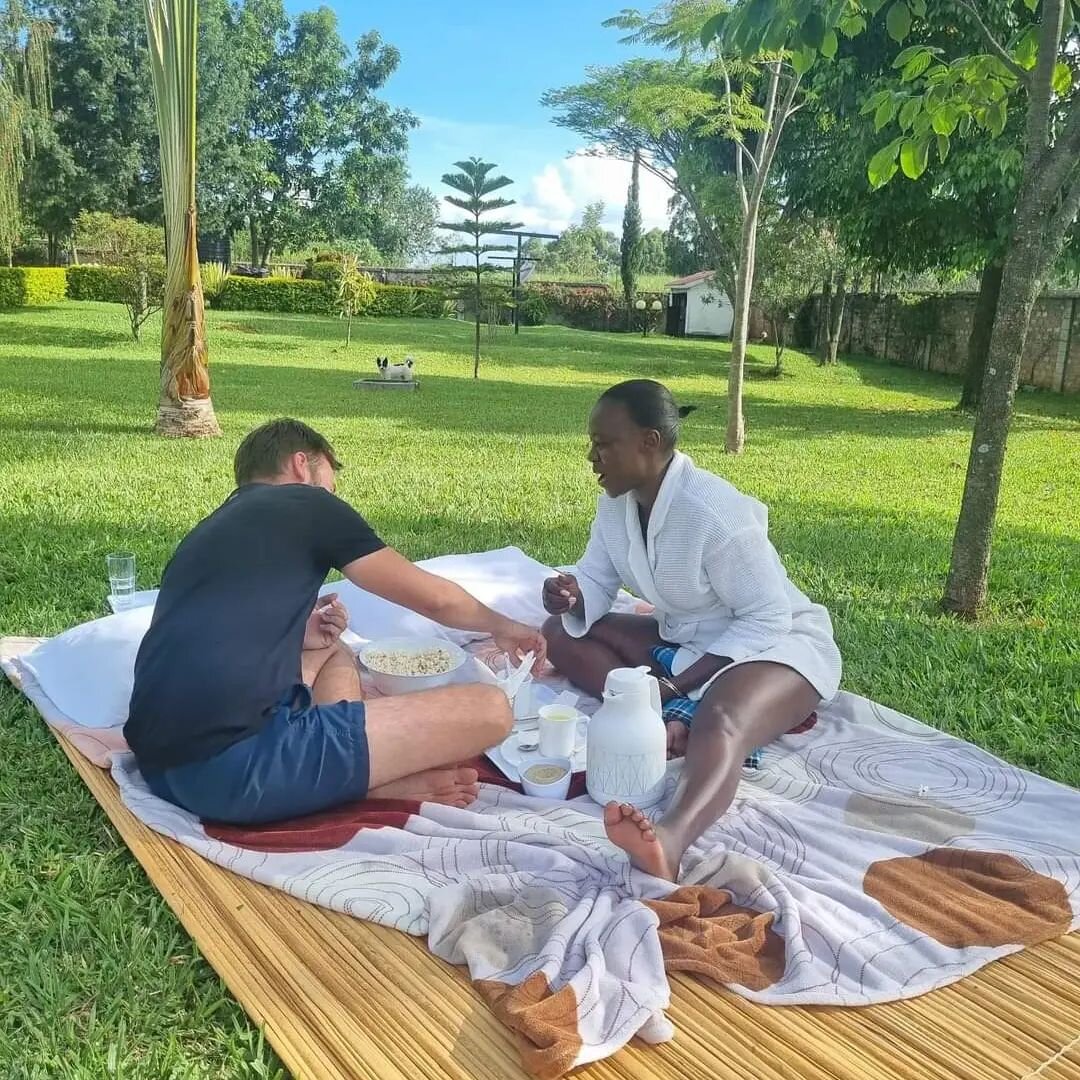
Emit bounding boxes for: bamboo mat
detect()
[55,730,1080,1080]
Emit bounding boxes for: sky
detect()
[284,0,672,237]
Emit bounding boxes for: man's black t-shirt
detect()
[125,483,385,772]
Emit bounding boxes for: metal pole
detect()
[513,234,522,334]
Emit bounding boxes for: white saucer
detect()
[497,719,588,773]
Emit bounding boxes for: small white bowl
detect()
[358,636,467,696]
[519,756,574,800]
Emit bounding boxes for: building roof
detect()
[666,270,715,289]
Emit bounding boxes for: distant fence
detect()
[811,290,1080,395]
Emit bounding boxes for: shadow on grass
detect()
[0,317,134,351]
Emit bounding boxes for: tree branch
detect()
[1025,0,1066,165]
[754,61,782,173]
[1045,163,1080,270]
[718,54,750,215]
[954,0,1031,85]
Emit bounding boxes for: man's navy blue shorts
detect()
[142,684,370,825]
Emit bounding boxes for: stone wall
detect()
[820,291,1080,394]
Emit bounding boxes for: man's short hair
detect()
[234,419,343,486]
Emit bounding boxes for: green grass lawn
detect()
[1,301,1078,1076]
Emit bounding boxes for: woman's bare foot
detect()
[603,802,679,880]
[367,766,481,808]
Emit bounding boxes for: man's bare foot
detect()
[367,766,481,808]
[603,802,678,881]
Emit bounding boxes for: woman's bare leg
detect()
[605,661,820,880]
[542,613,665,697]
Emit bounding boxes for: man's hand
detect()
[493,620,548,676]
[303,593,349,651]
[542,573,582,616]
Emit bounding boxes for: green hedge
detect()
[213,276,447,318]
[66,265,128,303]
[367,283,447,318]
[217,276,335,314]
[0,266,68,307]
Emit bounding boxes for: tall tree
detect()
[0,0,51,263]
[438,157,522,379]
[142,0,219,437]
[620,149,645,321]
[725,0,1080,616]
[639,226,670,274]
[244,16,415,266]
[28,0,157,253]
[535,202,620,280]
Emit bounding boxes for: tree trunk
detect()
[346,312,353,347]
[826,271,848,364]
[157,205,221,438]
[249,218,259,266]
[726,209,758,453]
[941,227,1043,616]
[818,274,833,360]
[958,258,1004,412]
[771,316,784,376]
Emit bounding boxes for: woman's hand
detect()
[542,573,582,616]
[493,620,548,675]
[666,720,689,759]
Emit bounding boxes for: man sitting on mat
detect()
[125,418,545,826]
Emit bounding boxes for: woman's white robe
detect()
[562,452,842,703]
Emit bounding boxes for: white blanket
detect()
[4,548,1080,1079]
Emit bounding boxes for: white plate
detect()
[494,718,588,777]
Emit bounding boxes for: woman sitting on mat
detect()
[542,379,841,881]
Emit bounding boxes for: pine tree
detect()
[438,157,522,378]
[620,149,644,327]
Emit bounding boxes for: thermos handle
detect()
[648,675,662,716]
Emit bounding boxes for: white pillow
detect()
[20,605,155,729]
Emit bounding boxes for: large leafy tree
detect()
[143,0,219,437]
[25,0,155,255]
[722,0,1080,616]
[243,16,415,266]
[0,0,51,263]
[438,157,522,378]
[532,202,620,280]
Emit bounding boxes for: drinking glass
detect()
[106,552,136,611]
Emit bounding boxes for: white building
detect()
[665,271,734,338]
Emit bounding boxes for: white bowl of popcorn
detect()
[358,636,468,696]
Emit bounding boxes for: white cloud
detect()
[515,149,674,236]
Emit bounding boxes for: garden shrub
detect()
[66,265,128,303]
[217,276,335,314]
[0,266,69,307]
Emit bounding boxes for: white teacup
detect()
[520,756,573,800]
[537,704,580,757]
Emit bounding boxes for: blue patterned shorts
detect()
[651,646,763,769]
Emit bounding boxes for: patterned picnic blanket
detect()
[4,550,1080,1078]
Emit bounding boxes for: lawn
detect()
[1,301,1078,1076]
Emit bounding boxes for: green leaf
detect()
[1012,27,1040,71]
[839,13,866,37]
[909,0,927,13]
[821,29,839,59]
[1053,62,1073,95]
[1023,0,1038,9]
[902,50,934,81]
[700,12,727,48]
[886,1,912,43]
[986,98,1007,136]
[898,97,921,131]
[868,138,902,187]
[931,103,959,135]
[936,133,950,163]
[790,46,817,76]
[892,45,923,69]
[874,96,899,130]
[861,89,889,116]
[900,135,931,179]
[865,0,890,14]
